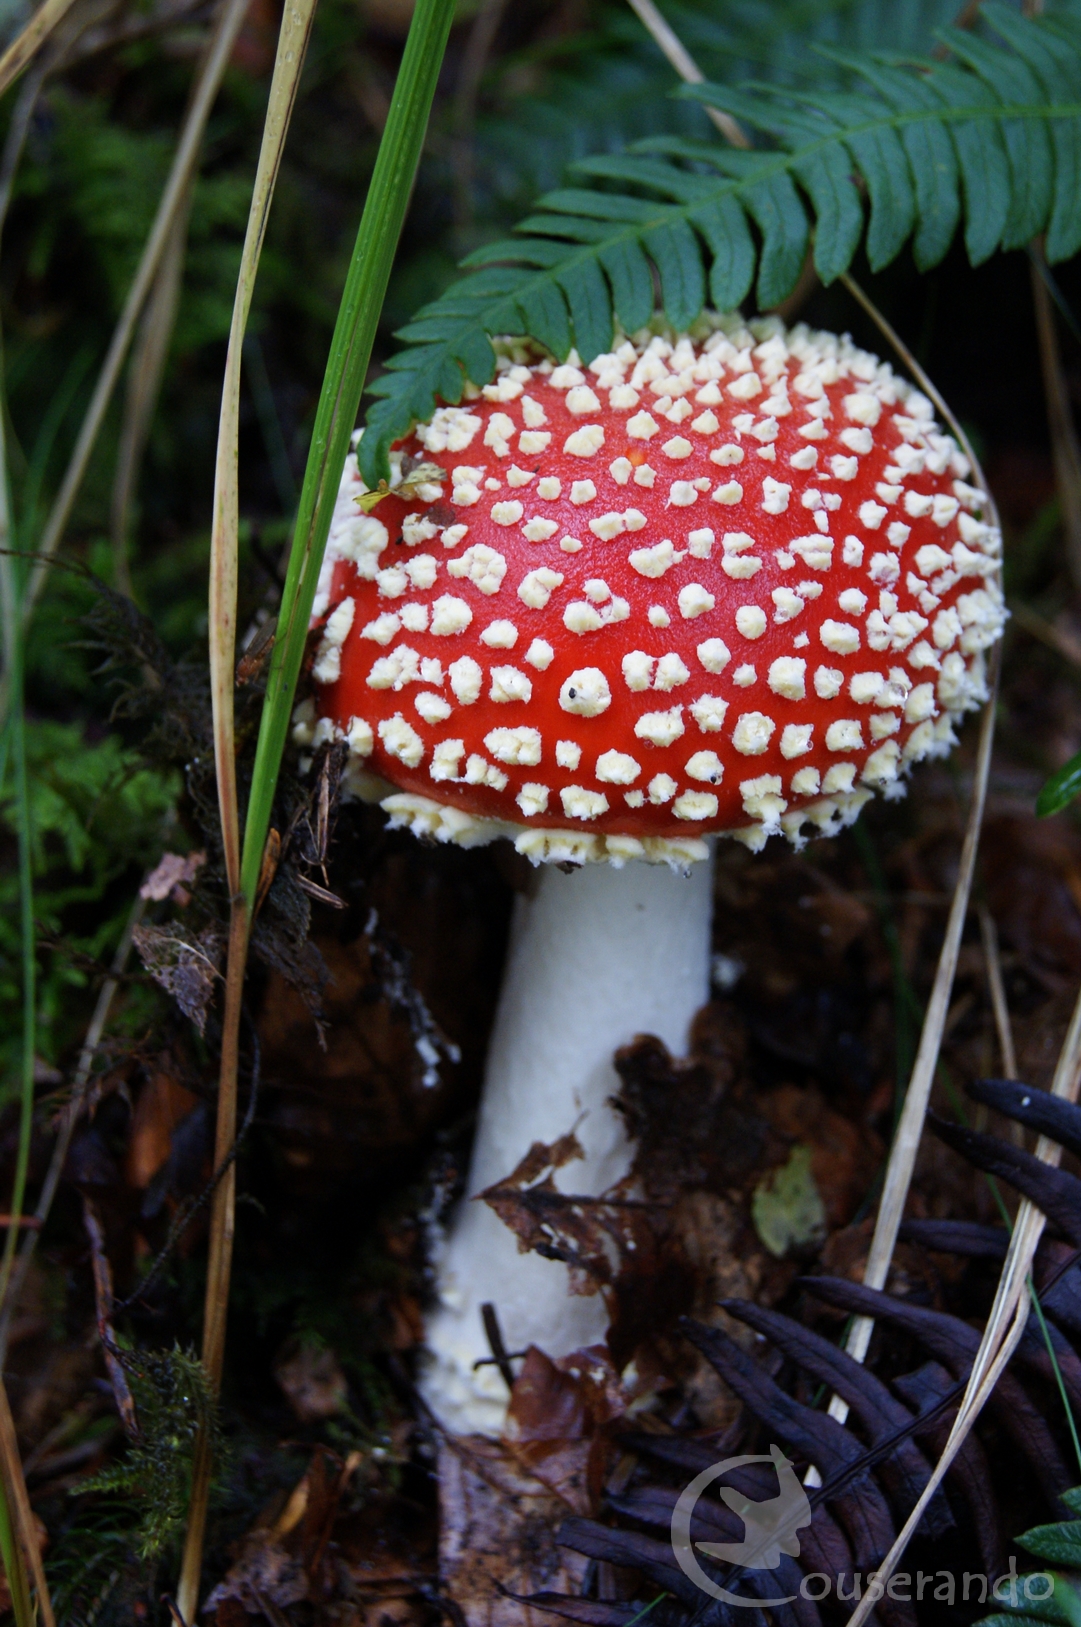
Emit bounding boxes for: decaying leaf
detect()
[503,1345,627,1515]
[356,459,446,512]
[203,1529,309,1616]
[438,1436,589,1627]
[132,922,223,1034]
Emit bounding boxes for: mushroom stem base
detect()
[421,850,715,1434]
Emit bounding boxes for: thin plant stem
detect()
[1028,1277,1081,1478]
[0,348,31,1314]
[844,977,1081,1627]
[209,0,319,905]
[14,0,250,642]
[0,1478,31,1627]
[979,902,1020,1078]
[0,0,81,105]
[174,903,246,1622]
[182,7,321,1589]
[237,0,457,911]
[0,1379,52,1627]
[182,0,460,1605]
[834,647,999,1400]
[111,194,192,598]
[0,891,145,1364]
[0,325,54,1627]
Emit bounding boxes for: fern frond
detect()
[977,1484,1081,1627]
[359,7,1081,483]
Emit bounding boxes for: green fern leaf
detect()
[976,1487,1081,1627]
[358,8,1081,485]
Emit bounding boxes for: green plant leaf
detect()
[358,6,1081,483]
[1037,749,1081,818]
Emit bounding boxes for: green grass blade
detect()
[1037,747,1081,816]
[239,0,456,907]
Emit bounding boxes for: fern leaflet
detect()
[359,4,1081,484]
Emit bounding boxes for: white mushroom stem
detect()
[420,850,715,1434]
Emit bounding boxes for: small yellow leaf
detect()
[752,1145,826,1257]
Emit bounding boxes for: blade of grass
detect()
[181,0,456,1606]
[14,0,251,641]
[0,1477,31,1627]
[194,49,324,1612]
[0,334,55,1627]
[0,517,37,1627]
[236,0,457,912]
[209,0,319,908]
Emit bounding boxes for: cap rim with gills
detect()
[297,312,1004,1436]
[302,310,1004,867]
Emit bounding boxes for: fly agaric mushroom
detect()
[298,314,1005,1432]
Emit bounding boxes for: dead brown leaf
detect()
[132,922,223,1035]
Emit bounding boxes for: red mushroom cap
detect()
[304,317,1004,865]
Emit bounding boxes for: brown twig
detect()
[175,900,247,1619]
[81,1196,138,1438]
[978,903,1023,1147]
[15,0,250,642]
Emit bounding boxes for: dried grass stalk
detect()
[0,0,81,104]
[844,983,1081,1626]
[111,195,192,597]
[178,4,318,1616]
[17,0,250,633]
[209,0,319,901]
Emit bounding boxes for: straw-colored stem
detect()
[623,0,747,147]
[844,977,1081,1627]
[174,897,247,1624]
[237,0,457,908]
[17,0,250,634]
[111,194,192,598]
[209,0,319,903]
[832,646,999,1401]
[979,903,1019,1080]
[0,0,80,104]
[0,1377,51,1627]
